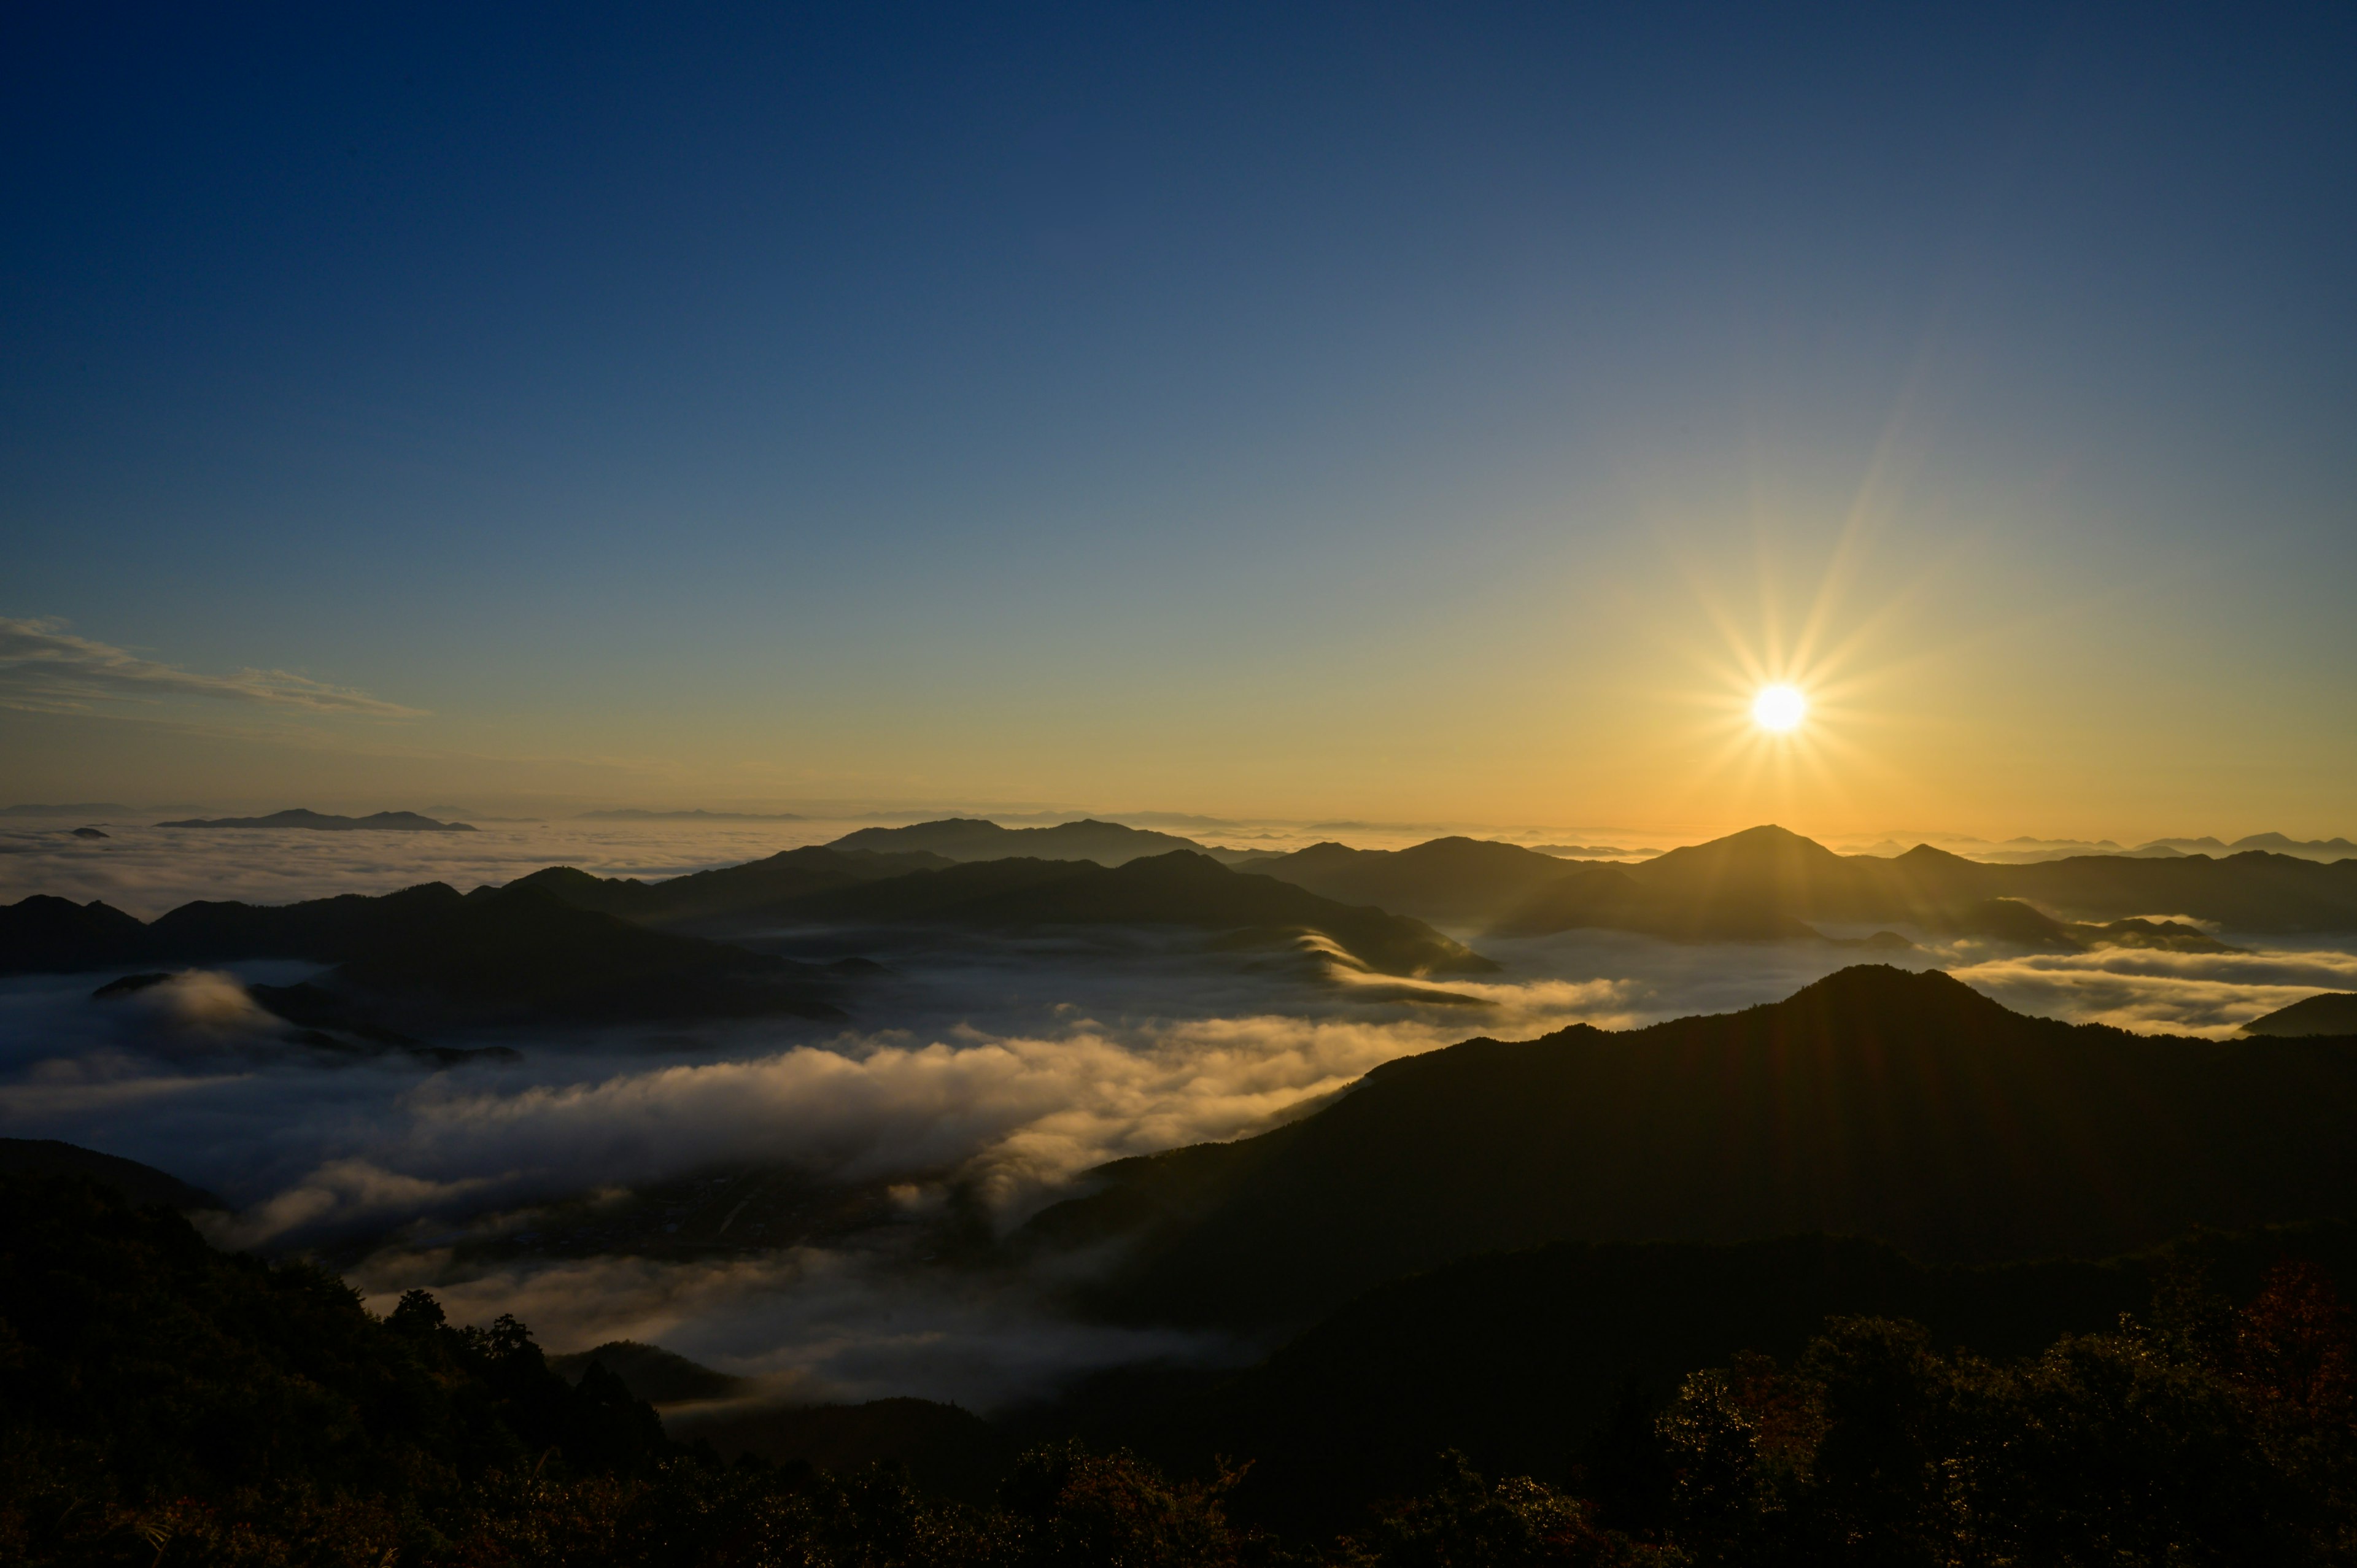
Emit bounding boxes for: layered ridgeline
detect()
[0,881,857,1029]
[1024,965,2357,1328]
[1254,822,2357,937]
[509,847,1492,977]
[155,808,477,832]
[0,849,1491,1026]
[827,816,1278,866]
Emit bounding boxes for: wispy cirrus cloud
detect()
[0,616,424,717]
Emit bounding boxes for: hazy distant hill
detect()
[1,882,849,1025]
[548,1340,749,1404]
[1247,824,2296,940]
[545,1338,1015,1503]
[1245,823,2357,938]
[508,845,954,928]
[1455,824,2355,938]
[2139,832,2357,860]
[1255,837,1601,925]
[156,808,477,832]
[1024,965,2357,1328]
[827,816,1264,867]
[2244,992,2357,1038]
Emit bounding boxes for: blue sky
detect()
[4,3,2352,835]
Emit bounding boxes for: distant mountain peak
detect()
[156,809,476,833]
[1779,962,1992,1013]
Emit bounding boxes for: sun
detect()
[1751,683,1808,733]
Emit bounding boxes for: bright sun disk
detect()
[1752,684,1808,733]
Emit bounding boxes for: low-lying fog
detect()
[5,822,2355,1413]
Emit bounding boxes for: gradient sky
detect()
[4,3,2352,839]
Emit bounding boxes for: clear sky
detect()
[4,3,2352,840]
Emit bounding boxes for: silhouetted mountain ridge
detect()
[2243,992,2357,1038]
[1265,822,2357,937]
[1024,964,2357,1327]
[0,1138,223,1210]
[827,816,1269,867]
[2,881,848,1025]
[510,848,1492,978]
[782,851,1497,978]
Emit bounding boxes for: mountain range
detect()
[1256,823,2357,936]
[827,816,1280,866]
[515,848,1493,978]
[1023,964,2357,1329]
[1,847,1490,1035]
[155,808,477,832]
[20,952,2357,1545]
[1,881,853,1028]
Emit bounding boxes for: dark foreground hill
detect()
[1040,1222,2357,1533]
[1024,965,2357,1327]
[0,1137,222,1210]
[0,881,850,1025]
[2246,992,2357,1037]
[14,1166,2357,1562]
[0,1173,673,1552]
[667,1397,1020,1505]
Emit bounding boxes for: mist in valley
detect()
[7,824,2355,1419]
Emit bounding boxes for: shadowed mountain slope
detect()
[549,1340,749,1404]
[0,894,149,970]
[506,844,954,928]
[1048,1222,2357,1534]
[2244,992,2357,1038]
[827,816,1264,866]
[508,848,1491,977]
[0,1172,672,1512]
[1,882,848,1023]
[1482,824,2354,939]
[0,1138,223,1210]
[1023,965,2357,1328]
[781,851,1498,978]
[338,885,846,1022]
[1254,837,1603,926]
[668,1397,1018,1505]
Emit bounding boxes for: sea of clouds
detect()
[4,820,2353,1411]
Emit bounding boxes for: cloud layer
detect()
[6,824,2356,1410]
